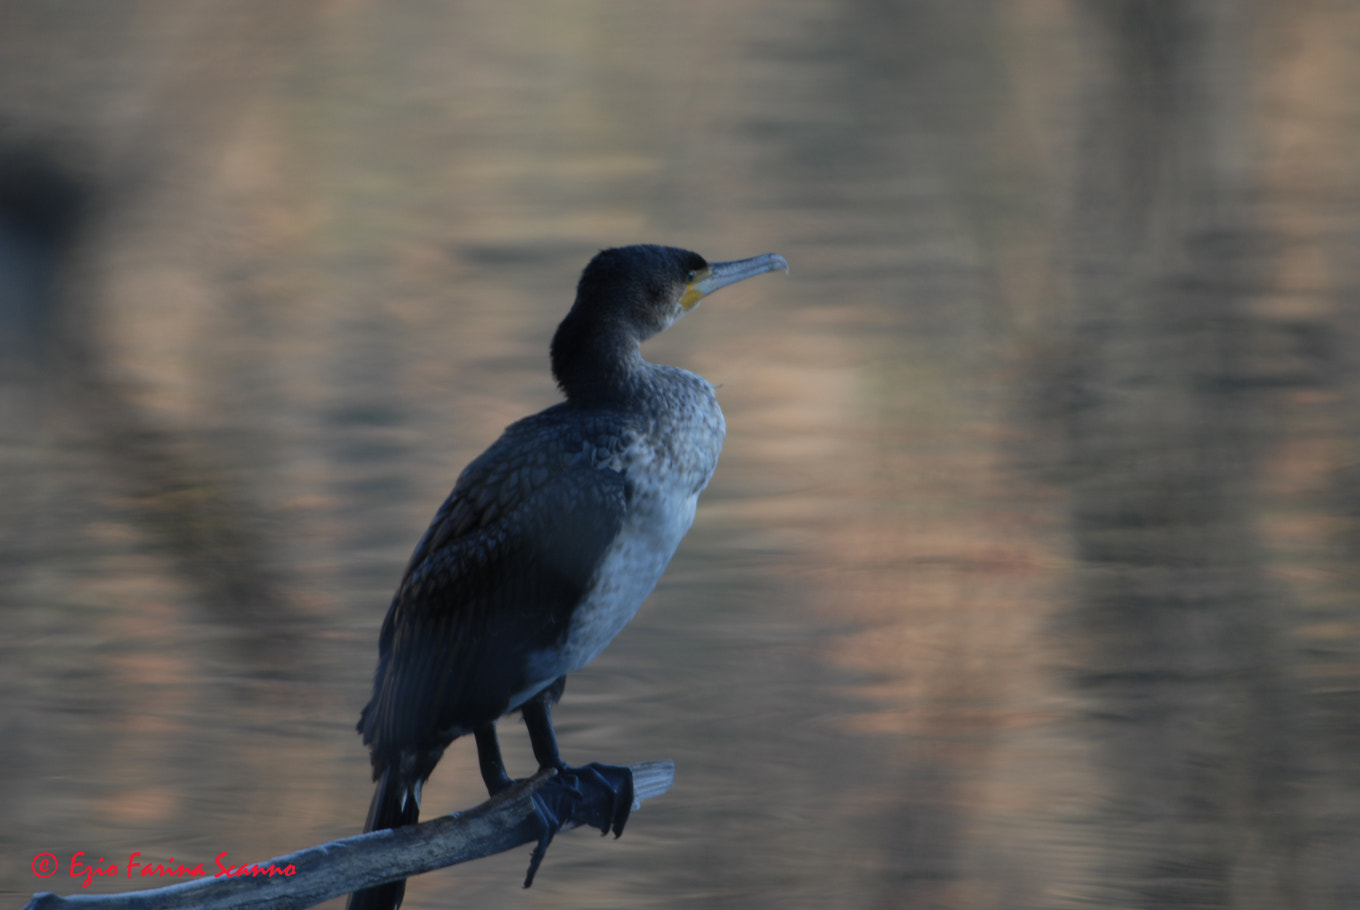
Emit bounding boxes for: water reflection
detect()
[3,2,1360,908]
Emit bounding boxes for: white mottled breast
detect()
[512,367,724,707]
[560,446,699,670]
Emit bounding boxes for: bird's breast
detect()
[515,374,723,702]
[561,466,698,668]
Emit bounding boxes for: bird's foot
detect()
[523,762,635,887]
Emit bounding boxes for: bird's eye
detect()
[687,270,696,282]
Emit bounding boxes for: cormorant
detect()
[348,244,788,910]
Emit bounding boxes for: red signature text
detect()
[46,851,295,888]
[214,852,297,879]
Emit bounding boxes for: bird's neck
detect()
[550,311,648,408]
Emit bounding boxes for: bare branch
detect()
[22,761,675,910]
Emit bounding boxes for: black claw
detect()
[563,762,633,838]
[524,789,562,888]
[520,763,635,887]
[580,762,634,837]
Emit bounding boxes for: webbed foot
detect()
[523,762,635,887]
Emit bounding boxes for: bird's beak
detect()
[681,252,789,310]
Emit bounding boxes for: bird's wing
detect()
[359,411,631,770]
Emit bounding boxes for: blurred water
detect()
[3,2,1360,908]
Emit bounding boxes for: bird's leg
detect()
[517,687,636,888]
[474,723,514,795]
[522,692,565,772]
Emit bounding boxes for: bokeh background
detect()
[4,2,1360,908]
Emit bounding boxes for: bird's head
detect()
[572,244,788,342]
[552,244,788,404]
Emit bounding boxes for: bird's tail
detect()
[347,767,420,910]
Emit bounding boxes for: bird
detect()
[347,244,787,910]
